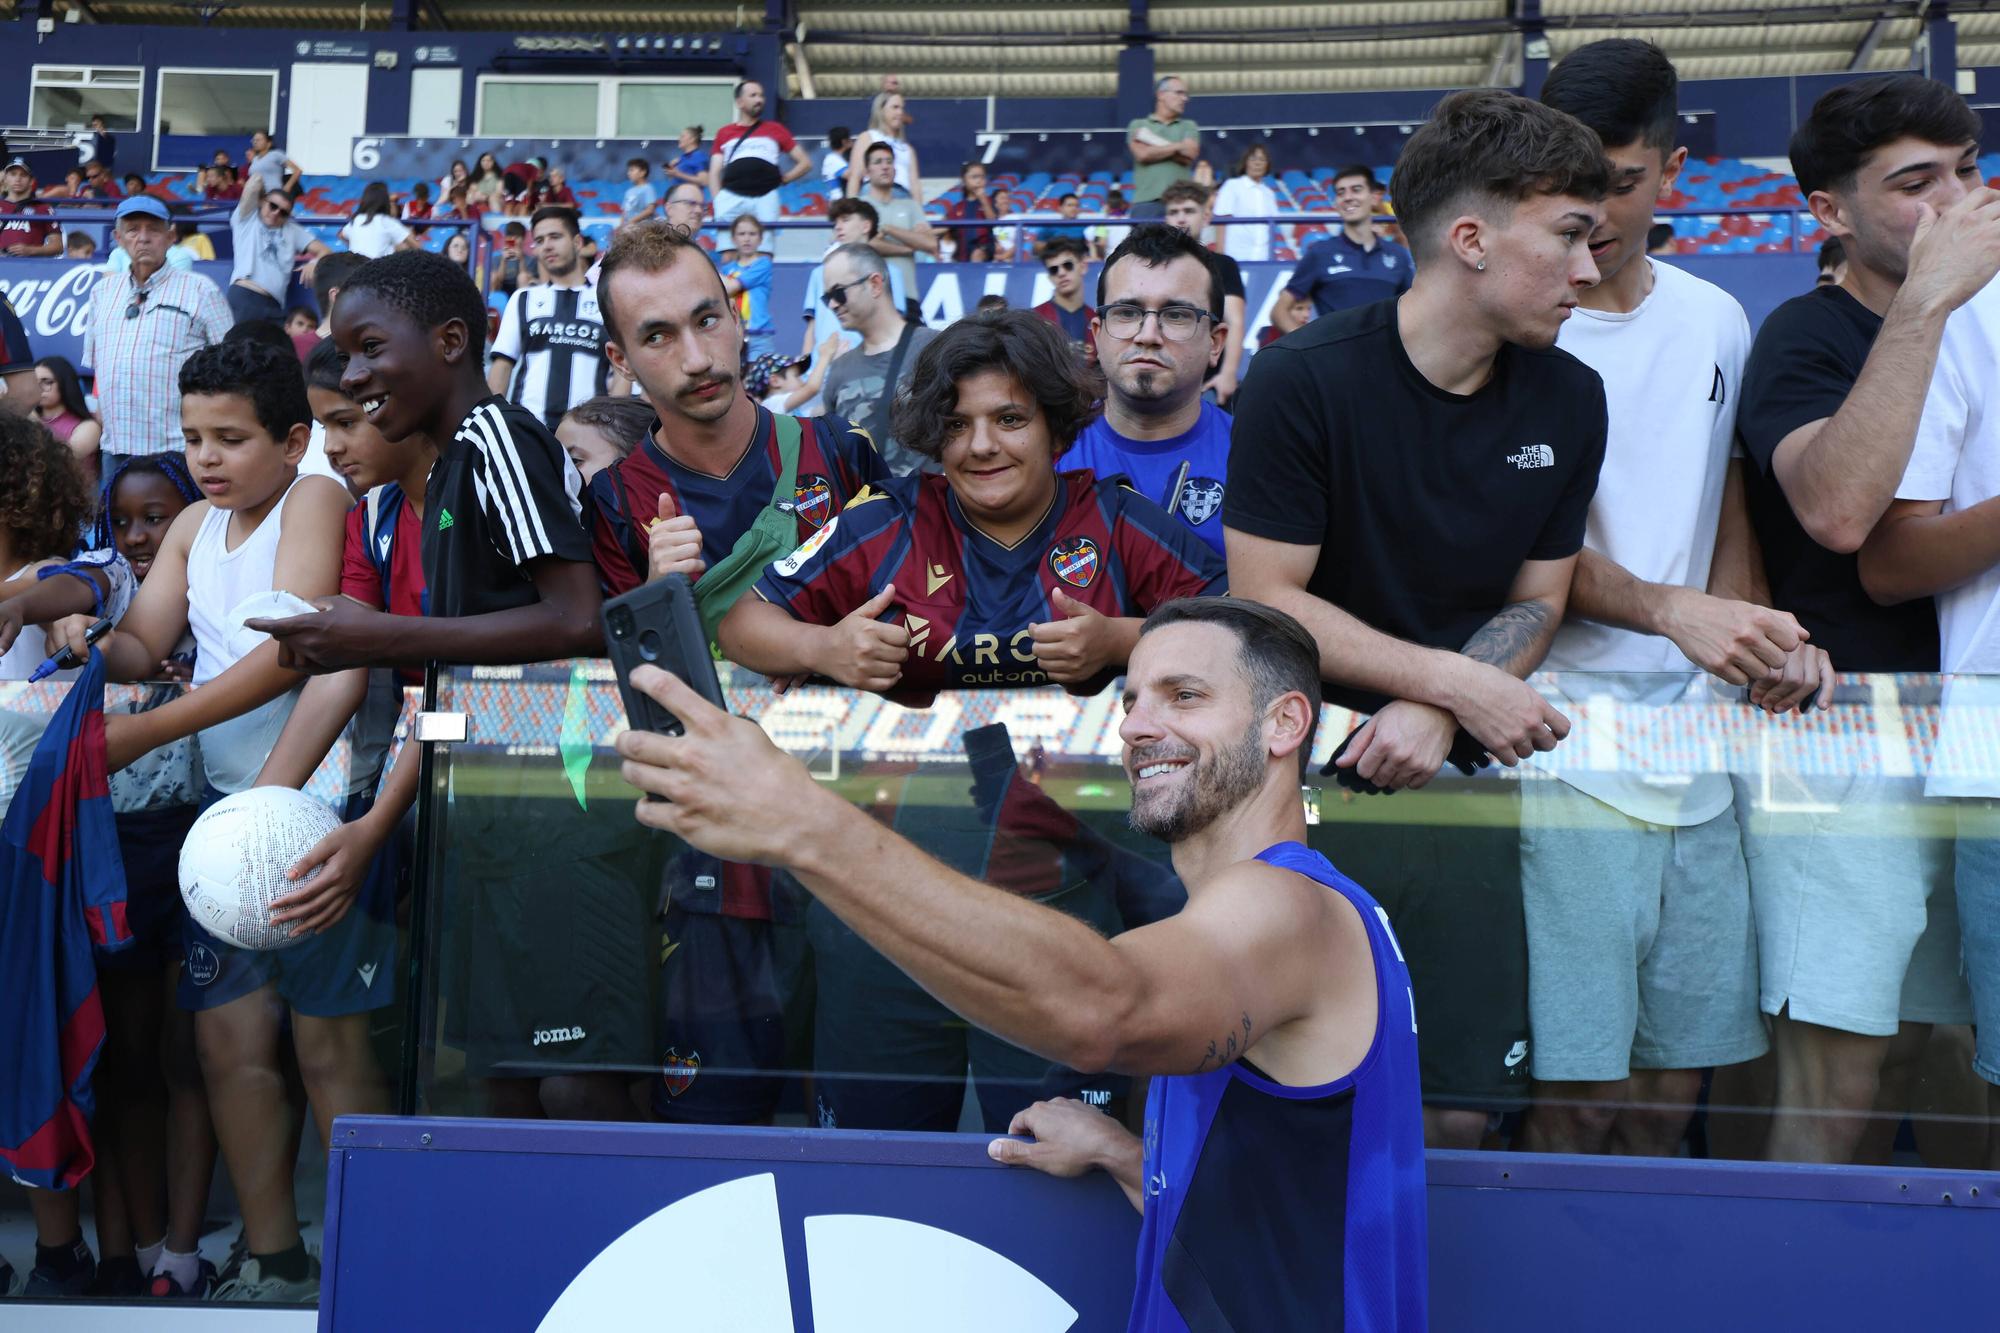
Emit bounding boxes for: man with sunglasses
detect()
[1061,226,1232,557]
[819,243,936,475]
[1031,235,1094,359]
[82,195,232,475]
[229,171,330,327]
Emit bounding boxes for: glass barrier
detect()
[410,665,1998,1172]
[7,665,1997,1310]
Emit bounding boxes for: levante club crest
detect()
[1048,537,1099,588]
[793,474,834,529]
[662,1048,701,1098]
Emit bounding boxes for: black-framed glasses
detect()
[263,200,292,219]
[824,276,875,307]
[1095,303,1214,340]
[1045,259,1079,275]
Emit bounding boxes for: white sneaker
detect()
[211,1252,320,1303]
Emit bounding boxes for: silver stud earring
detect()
[1476,259,1486,271]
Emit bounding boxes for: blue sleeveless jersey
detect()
[1127,841,1428,1332]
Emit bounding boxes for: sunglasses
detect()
[123,287,193,321]
[823,276,874,307]
[264,201,292,219]
[1045,260,1078,275]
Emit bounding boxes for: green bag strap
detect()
[691,410,806,645]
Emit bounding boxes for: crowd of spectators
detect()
[13,44,2000,1315]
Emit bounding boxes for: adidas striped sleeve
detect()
[456,398,586,568]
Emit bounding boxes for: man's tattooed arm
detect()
[1192,1011,1256,1075]
[1458,598,1559,679]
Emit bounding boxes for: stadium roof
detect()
[11,1,1988,93]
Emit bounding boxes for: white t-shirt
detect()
[340,213,412,259]
[1898,276,2000,796]
[1543,259,1752,826]
[1213,176,1277,262]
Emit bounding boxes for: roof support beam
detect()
[1848,15,1889,69]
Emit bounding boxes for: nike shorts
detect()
[1732,773,1970,1037]
[101,803,200,972]
[179,789,399,1018]
[807,879,1126,1135]
[651,902,813,1124]
[1520,781,1766,1083]
[1319,783,1531,1109]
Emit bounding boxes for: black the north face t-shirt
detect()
[1736,285,1939,673]
[1225,298,1607,715]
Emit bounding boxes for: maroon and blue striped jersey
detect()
[588,404,887,596]
[755,469,1226,705]
[2,652,133,1190]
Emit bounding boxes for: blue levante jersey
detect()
[755,469,1225,705]
[1130,841,1428,1333]
[588,404,888,596]
[1062,400,1234,557]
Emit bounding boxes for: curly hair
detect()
[0,412,96,563]
[180,338,312,441]
[335,248,489,359]
[596,219,724,346]
[888,309,1105,464]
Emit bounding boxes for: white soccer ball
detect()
[179,787,344,951]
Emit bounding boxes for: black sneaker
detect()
[24,1240,96,1298]
[92,1254,144,1297]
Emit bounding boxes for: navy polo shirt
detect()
[1285,230,1414,318]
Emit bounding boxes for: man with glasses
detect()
[662,180,707,238]
[1062,226,1232,557]
[82,195,232,474]
[818,243,936,475]
[1128,75,1200,221]
[1031,235,1094,358]
[229,171,329,327]
[800,199,910,360]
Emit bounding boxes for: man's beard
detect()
[1128,720,1266,843]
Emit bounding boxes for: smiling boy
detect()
[250,249,656,1123]
[47,339,355,1301]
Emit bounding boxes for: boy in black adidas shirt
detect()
[250,250,657,1121]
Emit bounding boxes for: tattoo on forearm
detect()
[1460,599,1555,675]
[1193,1012,1255,1074]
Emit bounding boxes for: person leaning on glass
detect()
[716,309,1226,1135]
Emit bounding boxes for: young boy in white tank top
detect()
[46,339,362,1302]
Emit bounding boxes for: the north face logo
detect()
[1506,444,1555,470]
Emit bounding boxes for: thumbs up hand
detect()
[814,583,910,693]
[1030,588,1120,685]
[646,489,707,584]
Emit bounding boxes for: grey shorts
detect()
[1952,801,2000,1085]
[1733,773,1970,1038]
[1521,780,1766,1083]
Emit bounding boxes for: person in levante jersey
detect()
[586,224,887,601]
[616,596,1428,1331]
[718,309,1224,706]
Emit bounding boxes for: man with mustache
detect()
[584,220,888,1126]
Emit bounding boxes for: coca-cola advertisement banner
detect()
[0,260,234,375]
